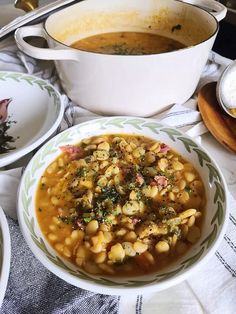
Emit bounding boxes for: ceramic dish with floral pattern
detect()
[0,71,64,167]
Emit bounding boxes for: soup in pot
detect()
[36,134,205,277]
[70,32,186,55]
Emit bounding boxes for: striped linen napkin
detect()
[0,37,235,313]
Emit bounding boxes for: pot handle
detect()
[14,24,80,61]
[181,0,227,21]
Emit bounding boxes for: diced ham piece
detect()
[58,208,64,216]
[76,219,85,230]
[151,175,168,188]
[136,173,144,186]
[60,145,84,160]
[0,98,12,122]
[159,143,170,154]
[132,217,141,225]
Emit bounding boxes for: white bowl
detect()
[0,71,64,167]
[17,117,229,295]
[0,206,11,307]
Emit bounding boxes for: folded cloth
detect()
[0,38,235,314]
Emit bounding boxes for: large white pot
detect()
[15,0,226,117]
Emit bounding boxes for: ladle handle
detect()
[14,24,80,61]
[181,0,227,21]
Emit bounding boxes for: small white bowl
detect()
[17,117,229,295]
[0,206,11,307]
[216,60,236,118]
[0,71,64,167]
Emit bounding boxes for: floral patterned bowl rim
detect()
[17,116,229,295]
[0,206,11,307]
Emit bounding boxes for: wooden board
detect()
[197,82,236,153]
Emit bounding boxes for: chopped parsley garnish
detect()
[76,167,87,177]
[171,24,182,32]
[185,186,192,193]
[83,217,92,223]
[60,216,76,225]
[100,187,121,203]
[0,120,17,154]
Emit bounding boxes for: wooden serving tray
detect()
[197,82,236,153]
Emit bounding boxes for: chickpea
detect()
[105,165,119,177]
[48,233,57,242]
[122,201,144,216]
[129,190,138,200]
[178,191,190,204]
[49,224,57,232]
[85,220,99,235]
[184,172,196,182]
[47,162,57,174]
[63,247,72,258]
[155,241,170,253]
[158,158,168,171]
[92,137,107,144]
[65,237,72,246]
[144,152,156,165]
[108,243,125,262]
[180,224,189,239]
[93,150,109,160]
[149,142,159,151]
[133,241,148,254]
[178,179,186,190]
[168,191,175,201]
[122,242,136,257]
[85,144,97,151]
[55,243,64,253]
[143,251,155,265]
[188,215,196,227]
[142,185,158,198]
[172,160,184,171]
[116,228,127,237]
[133,147,145,158]
[187,226,201,244]
[97,142,110,151]
[123,231,137,242]
[179,209,197,220]
[94,252,107,264]
[71,230,84,241]
[90,243,103,254]
[97,176,108,187]
[51,196,60,206]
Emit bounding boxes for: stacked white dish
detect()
[0,206,11,308]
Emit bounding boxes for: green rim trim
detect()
[0,71,60,104]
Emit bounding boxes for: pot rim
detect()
[43,0,219,56]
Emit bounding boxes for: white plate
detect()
[0,206,11,308]
[0,71,64,167]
